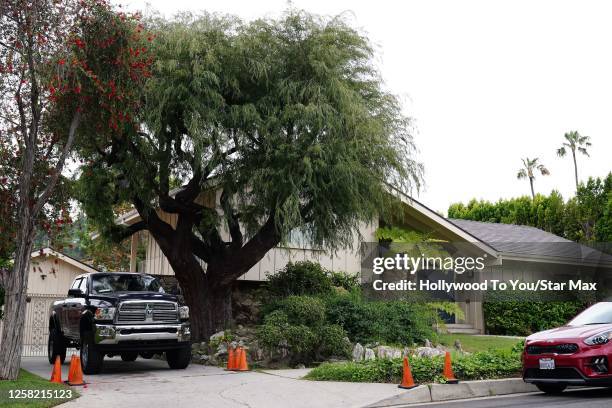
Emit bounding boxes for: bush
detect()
[324,291,437,345]
[484,290,585,336]
[266,262,334,298]
[281,296,326,326]
[256,295,351,363]
[305,349,522,383]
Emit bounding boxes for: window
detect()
[78,277,88,293]
[70,278,82,290]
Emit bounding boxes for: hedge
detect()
[305,349,522,383]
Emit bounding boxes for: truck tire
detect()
[47,328,66,365]
[80,331,104,374]
[121,352,138,362]
[166,346,191,369]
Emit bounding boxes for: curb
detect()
[365,378,538,407]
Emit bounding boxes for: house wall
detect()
[139,189,378,279]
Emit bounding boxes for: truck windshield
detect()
[568,302,612,326]
[91,274,164,294]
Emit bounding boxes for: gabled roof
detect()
[449,219,612,267]
[31,247,100,274]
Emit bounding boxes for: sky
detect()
[117,0,612,214]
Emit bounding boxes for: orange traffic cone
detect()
[67,355,86,386]
[398,356,418,389]
[443,351,458,384]
[235,347,249,371]
[50,356,63,384]
[226,346,236,370]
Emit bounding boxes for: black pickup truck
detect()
[48,272,191,374]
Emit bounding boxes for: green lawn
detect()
[437,333,523,352]
[0,369,79,408]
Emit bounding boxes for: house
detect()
[117,188,612,335]
[0,248,99,356]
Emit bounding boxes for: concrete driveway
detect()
[21,357,405,408]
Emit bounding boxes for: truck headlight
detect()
[584,330,612,346]
[179,306,189,320]
[94,307,116,321]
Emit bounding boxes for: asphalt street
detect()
[407,387,612,408]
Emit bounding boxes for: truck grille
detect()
[117,302,178,323]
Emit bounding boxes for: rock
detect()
[210,331,225,342]
[375,346,389,359]
[364,348,375,361]
[391,349,402,359]
[415,346,445,358]
[295,363,306,369]
[352,343,365,361]
[215,343,228,357]
[424,339,432,348]
[454,340,463,352]
[191,343,200,352]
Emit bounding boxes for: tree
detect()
[557,130,591,191]
[76,11,422,340]
[0,0,151,380]
[517,157,550,199]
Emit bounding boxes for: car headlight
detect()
[584,330,612,346]
[94,307,116,321]
[179,306,189,320]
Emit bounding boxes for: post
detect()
[129,233,138,272]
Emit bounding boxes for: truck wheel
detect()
[47,328,66,365]
[536,384,566,394]
[80,331,104,374]
[121,352,138,362]
[166,346,191,369]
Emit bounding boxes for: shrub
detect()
[328,271,360,291]
[324,291,437,345]
[281,296,326,326]
[484,290,585,336]
[305,349,522,383]
[256,295,351,363]
[266,261,334,298]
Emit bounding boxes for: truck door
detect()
[64,277,87,337]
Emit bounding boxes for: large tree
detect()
[557,130,591,191]
[76,11,422,340]
[0,0,151,379]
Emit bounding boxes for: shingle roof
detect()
[448,219,612,265]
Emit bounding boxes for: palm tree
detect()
[557,131,591,191]
[517,157,550,199]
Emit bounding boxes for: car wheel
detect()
[536,384,567,394]
[166,346,191,369]
[80,331,104,374]
[121,352,138,362]
[47,328,66,365]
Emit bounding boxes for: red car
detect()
[523,301,612,394]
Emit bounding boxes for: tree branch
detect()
[32,110,81,217]
[220,188,242,249]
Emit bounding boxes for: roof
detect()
[31,248,100,274]
[449,219,612,267]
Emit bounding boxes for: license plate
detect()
[539,358,555,370]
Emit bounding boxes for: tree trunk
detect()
[0,219,35,380]
[572,150,579,191]
[529,177,535,199]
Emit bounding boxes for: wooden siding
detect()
[140,218,377,279]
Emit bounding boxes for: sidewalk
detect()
[21,357,407,408]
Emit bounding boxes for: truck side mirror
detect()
[68,288,84,298]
